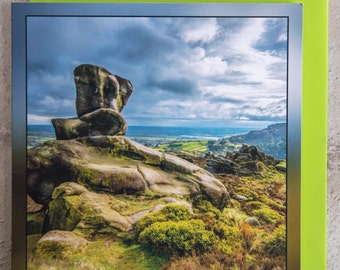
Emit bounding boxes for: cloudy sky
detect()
[27,16,287,127]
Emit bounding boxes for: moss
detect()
[258,195,286,213]
[232,186,258,200]
[108,195,162,216]
[194,199,221,218]
[139,219,216,255]
[241,201,267,215]
[221,208,248,227]
[135,204,192,236]
[47,195,82,231]
[253,208,283,224]
[28,237,168,270]
[72,165,103,187]
[33,241,67,260]
[213,222,242,242]
[262,225,286,257]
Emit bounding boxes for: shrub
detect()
[221,208,247,227]
[139,219,216,255]
[263,225,286,257]
[160,204,192,220]
[253,208,282,224]
[213,223,246,255]
[213,222,242,241]
[194,199,220,218]
[242,201,266,215]
[135,204,192,236]
[240,223,258,251]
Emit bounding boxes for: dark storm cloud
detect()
[147,77,197,95]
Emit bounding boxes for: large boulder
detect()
[44,182,195,236]
[27,136,229,209]
[45,182,133,234]
[52,64,133,139]
[52,109,127,140]
[32,230,88,259]
[74,64,132,117]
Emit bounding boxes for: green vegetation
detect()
[253,207,283,224]
[139,220,215,255]
[28,236,169,270]
[28,131,287,269]
[155,140,210,156]
[135,204,192,236]
[263,225,286,257]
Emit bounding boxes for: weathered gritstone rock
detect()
[244,217,262,227]
[74,64,132,117]
[52,64,132,139]
[205,144,282,176]
[33,230,88,257]
[27,136,230,209]
[44,182,195,235]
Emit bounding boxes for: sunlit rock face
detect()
[27,136,230,210]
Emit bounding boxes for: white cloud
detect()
[278,33,287,42]
[179,18,219,43]
[230,19,266,51]
[28,114,53,124]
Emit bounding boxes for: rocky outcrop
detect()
[52,64,133,139]
[228,123,286,159]
[28,64,231,262]
[27,136,229,209]
[44,182,195,236]
[205,144,281,176]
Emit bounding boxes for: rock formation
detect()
[27,136,229,209]
[28,64,229,211]
[52,64,133,139]
[27,65,286,269]
[205,144,281,176]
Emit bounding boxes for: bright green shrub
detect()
[253,207,282,224]
[213,222,243,255]
[135,204,192,236]
[263,225,286,257]
[139,219,216,255]
[160,204,192,220]
[213,222,242,241]
[194,199,220,218]
[221,208,248,227]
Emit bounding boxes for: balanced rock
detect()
[52,64,133,139]
[74,64,132,116]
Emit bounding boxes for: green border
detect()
[26,1,329,269]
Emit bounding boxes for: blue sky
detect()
[27,16,287,127]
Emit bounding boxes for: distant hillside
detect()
[221,123,286,160]
[154,124,286,160]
